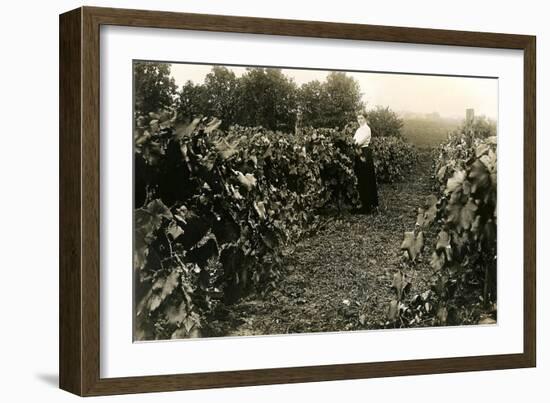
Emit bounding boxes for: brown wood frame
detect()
[59,6,536,396]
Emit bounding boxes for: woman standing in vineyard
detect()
[353,112,379,213]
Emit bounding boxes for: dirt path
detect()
[209,149,435,337]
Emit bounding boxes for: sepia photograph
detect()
[133,61,498,341]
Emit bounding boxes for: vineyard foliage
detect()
[370,136,417,183]
[432,123,495,190]
[341,123,418,183]
[390,126,497,327]
[133,108,418,340]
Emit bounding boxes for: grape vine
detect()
[389,126,497,327]
[134,109,418,340]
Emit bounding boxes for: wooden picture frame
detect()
[59,6,536,396]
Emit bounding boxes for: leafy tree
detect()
[297,72,364,129]
[173,66,367,132]
[366,106,404,138]
[297,80,325,128]
[134,62,177,116]
[178,68,239,126]
[202,66,239,129]
[235,68,298,132]
[319,72,364,129]
[178,80,208,120]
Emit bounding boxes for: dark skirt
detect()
[355,147,379,212]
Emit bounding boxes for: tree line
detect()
[134,61,404,137]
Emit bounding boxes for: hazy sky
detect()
[170,63,498,120]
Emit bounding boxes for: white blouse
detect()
[353,124,372,148]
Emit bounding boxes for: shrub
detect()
[366,106,404,138]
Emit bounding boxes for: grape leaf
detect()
[166,220,184,240]
[459,198,478,230]
[430,251,446,271]
[468,160,490,193]
[164,300,188,325]
[170,313,201,339]
[148,271,181,312]
[387,299,399,322]
[475,143,490,158]
[205,117,222,133]
[254,201,267,220]
[174,117,201,140]
[147,199,172,220]
[391,271,411,300]
[400,231,424,261]
[235,170,257,191]
[214,138,239,160]
[437,306,448,324]
[435,230,450,251]
[446,170,466,194]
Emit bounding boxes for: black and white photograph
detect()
[133,61,498,341]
